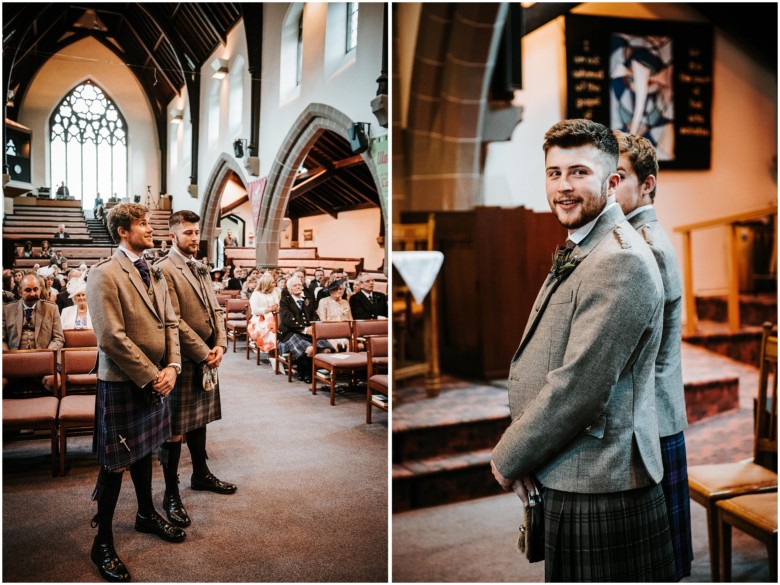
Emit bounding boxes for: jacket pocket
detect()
[583,413,607,439]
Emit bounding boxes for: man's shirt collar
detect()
[568,195,618,245]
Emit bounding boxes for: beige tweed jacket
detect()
[2,299,64,350]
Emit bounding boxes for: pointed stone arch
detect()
[254,103,385,266]
[199,153,247,258]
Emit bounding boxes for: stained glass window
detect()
[50,80,127,204]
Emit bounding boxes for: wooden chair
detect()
[392,213,441,396]
[366,335,389,424]
[353,319,389,352]
[57,347,97,475]
[717,492,778,582]
[273,319,296,383]
[63,328,97,348]
[225,298,249,352]
[688,321,778,581]
[2,349,60,476]
[311,321,367,405]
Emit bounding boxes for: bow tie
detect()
[134,258,151,287]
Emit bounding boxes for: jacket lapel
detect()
[173,252,207,303]
[627,207,658,231]
[115,250,159,318]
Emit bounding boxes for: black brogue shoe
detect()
[191,472,238,494]
[163,492,191,527]
[91,538,130,582]
[134,510,186,542]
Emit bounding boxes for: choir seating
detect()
[688,321,778,580]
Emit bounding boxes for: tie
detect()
[134,258,151,288]
[24,307,33,322]
[297,299,304,311]
[368,293,374,303]
[187,260,200,279]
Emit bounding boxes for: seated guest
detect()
[248,272,279,354]
[349,273,388,320]
[56,269,83,313]
[225,267,243,291]
[308,268,326,297]
[277,276,332,384]
[316,277,352,352]
[241,274,258,300]
[37,267,59,301]
[211,268,225,292]
[159,240,169,256]
[3,273,17,304]
[2,274,64,350]
[53,223,70,239]
[20,240,34,258]
[275,277,286,301]
[60,277,92,330]
[12,271,24,299]
[49,249,67,268]
[94,193,105,219]
[39,240,52,258]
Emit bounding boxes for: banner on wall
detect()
[247,177,267,228]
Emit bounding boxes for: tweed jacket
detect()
[86,249,180,387]
[492,204,665,493]
[156,252,227,364]
[2,299,64,350]
[278,293,318,343]
[629,207,688,437]
[349,290,388,320]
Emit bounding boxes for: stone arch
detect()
[254,103,385,266]
[199,153,247,259]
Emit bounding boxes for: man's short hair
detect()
[614,131,659,201]
[543,119,619,177]
[169,209,200,229]
[287,275,302,287]
[107,203,149,244]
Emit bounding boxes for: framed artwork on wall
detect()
[565,14,713,170]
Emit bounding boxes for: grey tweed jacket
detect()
[492,204,665,493]
[628,207,688,437]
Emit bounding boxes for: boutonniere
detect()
[197,263,210,277]
[550,246,579,280]
[151,266,164,281]
[304,298,311,307]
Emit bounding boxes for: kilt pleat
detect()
[279,333,333,360]
[93,379,171,471]
[544,483,675,582]
[660,431,693,580]
[169,362,222,435]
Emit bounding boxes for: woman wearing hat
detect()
[210,267,225,292]
[60,277,92,330]
[315,275,353,352]
[37,266,58,302]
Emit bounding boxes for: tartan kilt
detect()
[660,431,693,580]
[278,333,333,360]
[543,483,675,582]
[168,361,222,435]
[93,379,171,471]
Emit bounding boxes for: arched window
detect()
[50,80,127,203]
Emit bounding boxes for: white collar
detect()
[170,246,194,262]
[118,245,143,263]
[625,204,654,220]
[567,196,618,244]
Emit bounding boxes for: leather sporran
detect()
[516,486,545,563]
[201,364,218,392]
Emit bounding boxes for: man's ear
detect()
[642,175,656,199]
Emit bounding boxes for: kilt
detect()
[169,361,222,435]
[543,483,675,582]
[278,332,333,360]
[660,431,693,580]
[93,379,171,471]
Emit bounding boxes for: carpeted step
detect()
[684,320,770,366]
[695,293,777,327]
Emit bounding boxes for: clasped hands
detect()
[490,460,538,508]
[151,366,178,396]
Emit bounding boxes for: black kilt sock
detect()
[129,453,154,517]
[159,441,182,497]
[186,426,210,478]
[92,466,123,543]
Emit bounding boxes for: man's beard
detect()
[554,179,609,230]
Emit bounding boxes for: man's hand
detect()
[510,476,538,507]
[152,366,178,396]
[205,346,224,368]
[490,459,514,491]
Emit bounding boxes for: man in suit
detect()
[349,273,387,320]
[490,119,674,581]
[615,131,692,580]
[156,210,237,530]
[278,275,331,383]
[53,224,70,239]
[2,274,64,350]
[56,181,70,200]
[87,203,185,582]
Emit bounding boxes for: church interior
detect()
[2,1,778,584]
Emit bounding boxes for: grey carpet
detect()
[3,350,388,582]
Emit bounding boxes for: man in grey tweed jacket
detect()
[156,210,237,531]
[491,120,675,581]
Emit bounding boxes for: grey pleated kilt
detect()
[93,379,171,471]
[660,431,693,580]
[543,483,675,582]
[278,333,333,360]
[168,361,222,435]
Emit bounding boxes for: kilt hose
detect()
[168,361,222,435]
[93,379,171,471]
[543,483,675,582]
[660,431,693,580]
[278,332,333,361]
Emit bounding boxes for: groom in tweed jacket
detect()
[491,120,675,581]
[156,210,236,530]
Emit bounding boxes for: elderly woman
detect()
[316,276,353,352]
[60,277,92,330]
[248,272,280,354]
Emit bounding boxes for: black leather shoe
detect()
[134,511,186,542]
[163,492,191,527]
[91,538,130,582]
[191,472,238,494]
